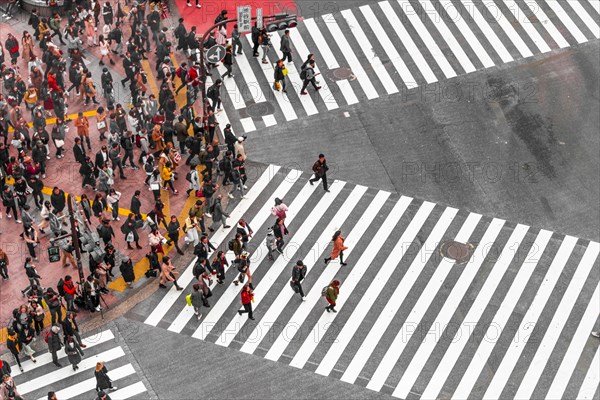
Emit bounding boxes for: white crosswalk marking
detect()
[236,183,360,353]
[168,169,302,335]
[322,14,379,100]
[359,5,418,89]
[394,218,506,400]
[419,0,476,73]
[577,345,600,400]
[437,0,495,68]
[478,235,579,399]
[567,0,600,39]
[545,284,600,399]
[342,207,459,385]
[522,0,570,49]
[514,242,600,399]
[239,117,256,132]
[269,33,320,115]
[368,212,481,392]
[461,0,514,63]
[379,1,437,84]
[191,176,317,341]
[291,195,412,369]
[546,0,589,43]
[588,0,600,16]
[365,208,471,392]
[481,0,534,58]
[145,165,280,326]
[262,114,277,127]
[450,229,554,399]
[397,0,457,78]
[217,65,246,109]
[233,49,267,104]
[315,198,430,377]
[502,0,551,53]
[288,27,339,110]
[264,190,390,361]
[341,9,399,95]
[303,18,340,70]
[110,382,147,399]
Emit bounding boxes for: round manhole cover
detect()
[440,241,474,264]
[246,102,274,118]
[333,67,353,80]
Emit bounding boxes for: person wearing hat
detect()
[291,260,307,300]
[119,255,135,288]
[234,135,246,161]
[47,324,63,367]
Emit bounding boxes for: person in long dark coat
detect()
[121,213,141,249]
[65,335,83,370]
[166,215,184,255]
[95,361,117,392]
[119,256,135,288]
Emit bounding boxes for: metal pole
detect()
[67,194,85,285]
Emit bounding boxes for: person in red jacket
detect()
[237,284,254,320]
[63,275,78,312]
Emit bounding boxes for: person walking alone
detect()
[324,280,340,313]
[47,324,63,367]
[300,59,321,95]
[65,335,84,371]
[280,29,292,62]
[237,284,254,320]
[324,230,348,266]
[159,256,183,290]
[309,154,330,192]
[95,361,117,392]
[291,260,307,300]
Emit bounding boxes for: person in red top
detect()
[47,71,61,93]
[237,284,254,320]
[63,275,78,312]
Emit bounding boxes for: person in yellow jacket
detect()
[161,161,178,194]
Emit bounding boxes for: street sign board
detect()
[237,5,252,33]
[256,8,263,29]
[206,45,226,63]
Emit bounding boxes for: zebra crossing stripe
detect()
[264,190,391,362]
[359,5,418,89]
[380,213,484,396]
[342,206,459,385]
[481,0,534,59]
[322,14,379,100]
[394,218,507,400]
[39,364,137,400]
[19,347,126,395]
[290,195,413,369]
[588,0,600,16]
[216,64,246,110]
[437,0,495,69]
[269,32,320,115]
[502,0,551,53]
[216,181,348,348]
[420,0,477,74]
[109,382,147,399]
[303,18,340,70]
[420,223,529,399]
[262,114,277,127]
[461,0,514,63]
[379,1,437,84]
[239,117,257,132]
[192,177,317,341]
[545,0,589,43]
[246,34,299,121]
[545,283,600,399]
[341,9,399,95]
[508,242,599,399]
[523,0,570,48]
[145,165,280,327]
[365,208,467,392]
[477,235,578,400]
[169,169,302,334]
[316,200,435,377]
[11,330,116,378]
[451,229,554,399]
[576,345,600,400]
[397,0,457,79]
[567,0,600,39]
[232,48,267,104]
[288,27,339,110]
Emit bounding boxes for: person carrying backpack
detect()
[324,280,340,313]
[300,59,321,95]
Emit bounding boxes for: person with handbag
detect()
[274,59,288,93]
[121,213,142,250]
[51,120,66,159]
[65,335,83,371]
[95,361,117,392]
[0,374,23,400]
[106,188,121,221]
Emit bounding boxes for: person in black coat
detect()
[119,256,135,288]
[61,311,86,349]
[80,156,97,190]
[50,187,66,217]
[96,219,115,245]
[166,215,184,255]
[47,325,63,367]
[291,260,307,299]
[95,361,117,392]
[121,213,142,249]
[28,175,45,209]
[73,137,87,164]
[130,190,142,220]
[193,235,216,261]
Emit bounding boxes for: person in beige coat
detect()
[21,31,35,62]
[159,256,183,290]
